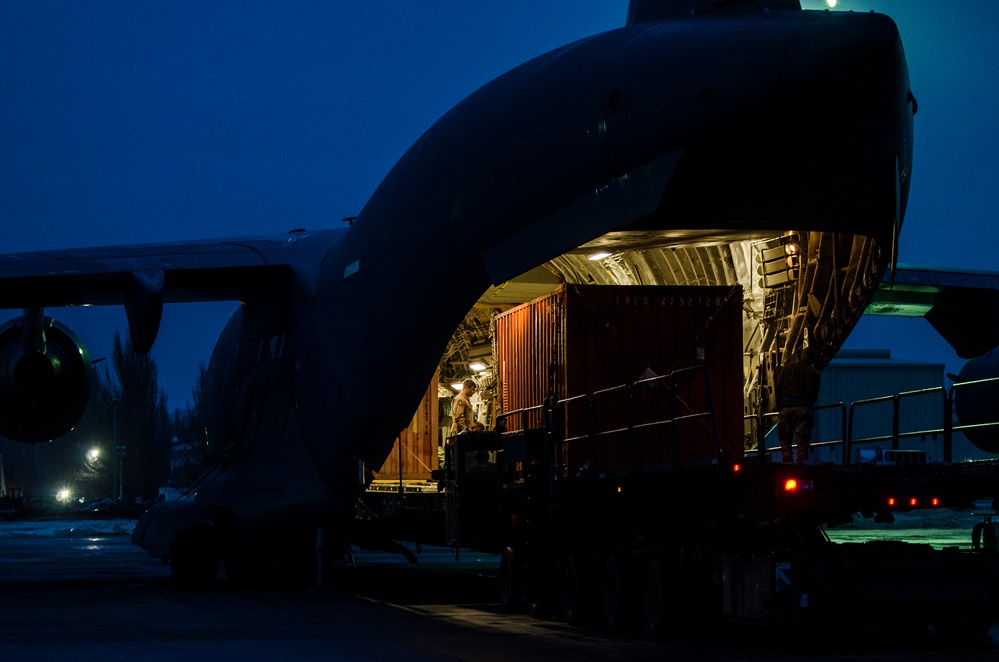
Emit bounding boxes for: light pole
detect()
[111,398,124,504]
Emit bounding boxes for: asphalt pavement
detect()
[1,521,997,661]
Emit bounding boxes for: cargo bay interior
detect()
[372,229,884,481]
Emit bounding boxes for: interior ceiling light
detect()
[588,252,612,261]
[451,383,464,391]
[469,362,487,371]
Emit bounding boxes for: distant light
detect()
[909,497,918,507]
[931,497,940,507]
[887,497,896,507]
[784,478,798,492]
[469,362,487,372]
[732,463,742,473]
[56,488,71,503]
[826,0,836,7]
[616,486,622,493]
[588,252,612,261]
[88,448,100,460]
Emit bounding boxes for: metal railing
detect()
[498,376,999,468]
[754,376,999,465]
[496,364,722,477]
[756,401,848,463]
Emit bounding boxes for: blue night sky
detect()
[2,1,997,408]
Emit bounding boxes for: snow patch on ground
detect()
[0,519,136,539]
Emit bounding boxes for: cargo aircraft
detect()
[0,0,990,580]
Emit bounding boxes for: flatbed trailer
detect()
[431,423,999,638]
[356,283,999,638]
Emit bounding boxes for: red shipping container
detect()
[495,284,743,473]
[374,370,440,481]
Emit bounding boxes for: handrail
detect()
[847,387,954,462]
[539,365,722,477]
[847,394,895,461]
[949,377,999,461]
[895,386,949,460]
[495,404,546,434]
[671,365,722,464]
[498,371,999,470]
[552,393,591,444]
[759,401,847,462]
[589,384,632,475]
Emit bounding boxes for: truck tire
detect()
[498,546,522,613]
[563,552,594,626]
[642,557,670,641]
[528,557,559,620]
[602,553,635,634]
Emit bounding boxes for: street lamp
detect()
[111,399,124,504]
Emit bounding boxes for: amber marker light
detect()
[887,497,896,507]
[931,497,940,507]
[732,463,742,473]
[784,478,798,492]
[909,497,918,507]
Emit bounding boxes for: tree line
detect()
[0,331,209,507]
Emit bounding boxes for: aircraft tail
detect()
[627,0,801,24]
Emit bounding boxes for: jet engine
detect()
[0,313,92,443]
[954,350,999,456]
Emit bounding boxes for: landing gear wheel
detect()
[169,526,219,587]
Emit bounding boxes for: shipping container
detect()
[374,370,440,481]
[495,284,744,472]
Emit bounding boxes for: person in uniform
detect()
[776,347,822,463]
[449,379,478,436]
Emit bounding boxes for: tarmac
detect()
[1,519,997,661]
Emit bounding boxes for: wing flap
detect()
[868,265,999,358]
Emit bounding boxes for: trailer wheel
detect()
[642,557,671,641]
[563,552,594,626]
[602,553,634,634]
[528,558,559,620]
[498,546,522,613]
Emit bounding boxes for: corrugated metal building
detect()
[765,349,993,464]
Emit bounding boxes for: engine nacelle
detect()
[955,350,999,456]
[0,315,93,443]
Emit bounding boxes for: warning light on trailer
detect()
[931,497,940,507]
[784,478,799,492]
[732,463,742,473]
[887,497,896,507]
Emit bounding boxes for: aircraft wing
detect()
[0,229,344,352]
[867,265,999,358]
